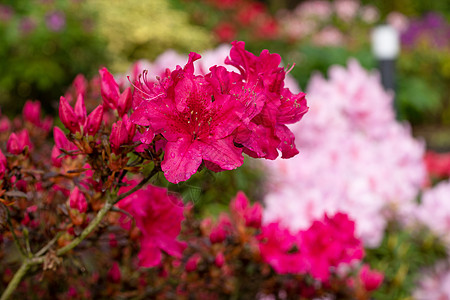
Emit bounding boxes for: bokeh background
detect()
[1,0,450,298]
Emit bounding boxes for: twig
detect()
[6,209,26,258]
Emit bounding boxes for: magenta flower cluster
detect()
[130,41,308,183]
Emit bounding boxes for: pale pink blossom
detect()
[413,261,450,300]
[264,60,426,248]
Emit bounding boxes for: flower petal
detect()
[161,138,203,183]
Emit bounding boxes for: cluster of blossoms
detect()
[0,41,313,299]
[276,0,380,46]
[182,0,279,43]
[264,59,426,248]
[164,192,383,299]
[131,40,307,183]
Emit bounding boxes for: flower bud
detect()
[22,100,41,126]
[110,120,129,154]
[210,224,227,244]
[72,74,87,98]
[59,96,80,133]
[74,94,87,126]
[359,264,384,292]
[0,149,6,178]
[69,186,88,213]
[7,130,32,155]
[99,67,120,110]
[107,262,121,283]
[85,105,103,136]
[214,252,225,268]
[185,254,201,272]
[245,202,262,228]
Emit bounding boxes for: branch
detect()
[113,167,159,205]
[1,167,160,300]
[6,209,26,258]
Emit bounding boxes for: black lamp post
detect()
[371,25,400,103]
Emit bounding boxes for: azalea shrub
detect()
[0,41,384,299]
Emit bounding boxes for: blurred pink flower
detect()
[117,183,187,268]
[264,60,425,248]
[413,261,450,299]
[334,0,359,22]
[412,180,450,245]
[312,26,345,46]
[7,129,33,155]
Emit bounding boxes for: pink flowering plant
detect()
[0,41,352,299]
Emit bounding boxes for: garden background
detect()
[1,0,450,299]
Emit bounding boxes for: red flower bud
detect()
[185,254,201,272]
[107,262,121,283]
[69,187,87,213]
[74,94,87,126]
[22,100,41,126]
[99,67,120,110]
[7,130,32,155]
[59,96,80,133]
[85,105,103,136]
[214,252,225,268]
[359,264,384,292]
[245,202,262,228]
[110,120,129,154]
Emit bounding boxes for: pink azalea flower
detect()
[258,212,364,282]
[258,222,309,274]
[117,183,186,267]
[224,41,308,159]
[300,213,364,281]
[7,129,33,155]
[131,52,246,183]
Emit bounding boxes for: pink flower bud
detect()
[7,129,32,155]
[99,67,120,110]
[69,186,88,213]
[117,87,132,117]
[230,191,249,216]
[85,105,103,136]
[214,252,225,268]
[22,100,41,126]
[59,96,80,133]
[0,117,11,132]
[72,74,87,98]
[0,149,6,178]
[74,94,87,126]
[359,264,384,292]
[110,120,129,154]
[210,224,227,244]
[107,262,121,283]
[245,202,262,228]
[185,254,201,272]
